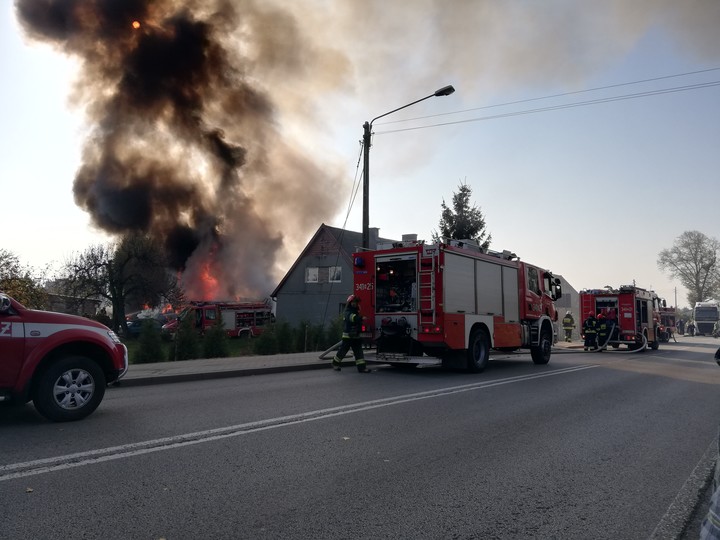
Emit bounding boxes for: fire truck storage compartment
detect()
[443,252,519,321]
[375,254,417,313]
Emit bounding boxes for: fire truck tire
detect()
[32,355,106,422]
[531,329,552,365]
[467,328,490,373]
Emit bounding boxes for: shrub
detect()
[203,319,230,359]
[253,324,279,355]
[274,320,293,354]
[134,319,165,364]
[170,315,200,361]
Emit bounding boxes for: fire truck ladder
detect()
[418,253,436,326]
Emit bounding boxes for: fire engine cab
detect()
[352,237,562,372]
[579,285,663,351]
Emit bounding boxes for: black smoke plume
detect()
[15,0,342,299]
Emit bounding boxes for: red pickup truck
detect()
[0,292,128,421]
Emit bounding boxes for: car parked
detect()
[125,317,166,338]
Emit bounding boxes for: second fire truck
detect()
[352,237,562,372]
[162,300,274,338]
[579,285,664,351]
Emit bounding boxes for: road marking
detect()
[648,434,718,539]
[0,364,598,482]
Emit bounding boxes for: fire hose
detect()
[580,322,648,354]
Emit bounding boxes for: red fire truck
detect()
[658,306,677,342]
[162,300,274,338]
[352,238,562,372]
[579,285,663,351]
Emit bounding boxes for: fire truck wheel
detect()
[467,328,490,373]
[32,355,106,422]
[531,329,552,365]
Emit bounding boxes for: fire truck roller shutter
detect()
[444,253,475,313]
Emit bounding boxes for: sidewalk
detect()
[119,351,331,387]
[118,341,583,387]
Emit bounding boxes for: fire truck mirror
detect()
[0,293,11,313]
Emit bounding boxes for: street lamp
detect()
[362,84,456,250]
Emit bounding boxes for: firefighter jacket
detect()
[562,315,575,329]
[583,316,597,335]
[342,304,363,339]
[596,317,609,337]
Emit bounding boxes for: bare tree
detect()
[657,231,720,305]
[61,234,178,333]
[431,181,492,250]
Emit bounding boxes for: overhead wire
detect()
[377,67,720,126]
[376,80,720,135]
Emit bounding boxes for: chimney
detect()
[369,227,380,249]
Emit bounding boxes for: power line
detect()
[375,80,720,135]
[376,67,720,127]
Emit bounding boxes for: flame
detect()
[132,21,141,29]
[199,260,220,300]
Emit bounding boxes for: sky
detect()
[2,0,719,307]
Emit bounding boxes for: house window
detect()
[329,266,342,283]
[305,267,319,283]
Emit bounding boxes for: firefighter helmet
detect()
[346,294,359,304]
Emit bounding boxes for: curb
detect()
[116,360,343,388]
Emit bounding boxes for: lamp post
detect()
[362,84,456,250]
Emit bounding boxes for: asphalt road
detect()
[1,338,719,539]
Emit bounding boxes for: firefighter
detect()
[332,295,371,373]
[562,310,575,342]
[582,311,597,351]
[596,312,609,350]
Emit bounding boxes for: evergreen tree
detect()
[431,182,491,250]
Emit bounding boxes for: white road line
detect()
[1,364,598,482]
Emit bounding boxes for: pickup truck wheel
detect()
[33,356,106,422]
[467,328,490,373]
[531,329,552,365]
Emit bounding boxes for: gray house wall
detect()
[272,225,387,329]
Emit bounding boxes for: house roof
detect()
[271,224,394,299]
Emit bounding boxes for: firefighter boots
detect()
[331,357,341,371]
[356,363,371,373]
